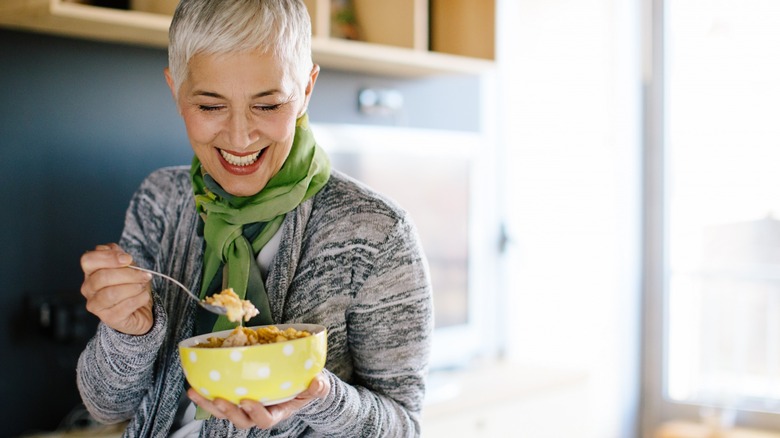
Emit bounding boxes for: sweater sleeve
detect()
[299,215,434,437]
[76,169,177,424]
[76,300,168,424]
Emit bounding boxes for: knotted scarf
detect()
[190,114,330,333]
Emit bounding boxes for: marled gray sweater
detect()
[76,166,433,437]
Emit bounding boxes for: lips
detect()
[216,148,265,175]
[219,149,262,167]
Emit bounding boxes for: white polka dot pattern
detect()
[179,324,327,406]
[257,366,270,378]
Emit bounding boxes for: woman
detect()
[76,0,433,436]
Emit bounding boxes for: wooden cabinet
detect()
[430,0,495,60]
[0,0,495,76]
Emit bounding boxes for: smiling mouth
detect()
[219,149,262,167]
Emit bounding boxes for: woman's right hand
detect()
[80,243,154,335]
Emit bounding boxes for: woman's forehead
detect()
[184,50,297,93]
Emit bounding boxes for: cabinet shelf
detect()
[0,0,495,77]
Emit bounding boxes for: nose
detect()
[226,108,258,150]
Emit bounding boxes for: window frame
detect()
[641,0,780,433]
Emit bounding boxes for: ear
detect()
[298,64,320,117]
[163,67,180,110]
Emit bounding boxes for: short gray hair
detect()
[168,0,313,93]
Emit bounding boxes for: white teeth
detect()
[219,149,261,167]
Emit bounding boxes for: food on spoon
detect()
[195,325,313,348]
[202,288,259,323]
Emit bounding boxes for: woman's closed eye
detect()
[198,104,282,112]
[198,104,224,112]
[253,103,283,112]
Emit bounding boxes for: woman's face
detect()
[166,49,318,197]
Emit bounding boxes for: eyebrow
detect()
[192,89,282,99]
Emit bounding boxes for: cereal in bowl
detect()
[196,325,312,348]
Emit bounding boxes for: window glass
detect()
[666,0,780,418]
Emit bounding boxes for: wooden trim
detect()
[0,0,494,76]
[655,421,780,438]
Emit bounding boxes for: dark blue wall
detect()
[0,28,479,436]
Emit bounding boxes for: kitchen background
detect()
[3,0,780,437]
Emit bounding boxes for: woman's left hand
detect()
[188,373,330,429]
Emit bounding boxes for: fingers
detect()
[84,282,150,319]
[81,243,133,279]
[242,405,281,430]
[241,374,329,429]
[188,373,330,430]
[187,389,228,420]
[303,373,330,399]
[79,243,155,334]
[187,389,256,428]
[80,244,150,301]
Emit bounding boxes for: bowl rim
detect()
[178,323,327,350]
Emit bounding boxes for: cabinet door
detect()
[429,0,495,59]
[350,0,426,49]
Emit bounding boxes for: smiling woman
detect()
[74,0,433,436]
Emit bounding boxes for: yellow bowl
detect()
[178,324,327,406]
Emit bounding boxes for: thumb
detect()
[306,374,329,399]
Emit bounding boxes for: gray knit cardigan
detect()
[76,166,434,437]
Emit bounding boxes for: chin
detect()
[224,186,261,197]
[208,167,271,197]
[221,180,267,197]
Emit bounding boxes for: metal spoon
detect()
[128,265,227,316]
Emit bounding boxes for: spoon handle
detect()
[127,265,228,316]
[128,265,199,302]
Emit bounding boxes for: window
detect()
[645,0,780,431]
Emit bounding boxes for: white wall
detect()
[495,1,643,436]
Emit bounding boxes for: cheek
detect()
[265,123,297,172]
[274,124,297,155]
[276,125,297,144]
[183,114,217,145]
[263,113,298,142]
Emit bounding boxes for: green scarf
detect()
[190,114,330,332]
